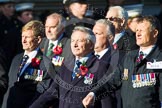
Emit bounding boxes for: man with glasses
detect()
[105,6,138,52]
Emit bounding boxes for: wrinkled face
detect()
[22,30,40,52]
[69,2,87,18]
[45,17,62,41]
[1,3,15,18]
[71,30,93,57]
[18,11,33,24]
[106,9,123,33]
[93,23,109,52]
[136,20,157,47]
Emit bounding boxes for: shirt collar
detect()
[24,47,39,63]
[113,31,125,44]
[95,48,109,59]
[49,33,64,48]
[75,53,93,63]
[139,45,156,58]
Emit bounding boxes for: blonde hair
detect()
[22,20,45,38]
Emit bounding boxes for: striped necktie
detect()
[72,60,81,80]
[136,51,144,63]
[17,55,29,81]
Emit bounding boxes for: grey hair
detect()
[109,6,128,22]
[96,19,115,37]
[46,13,66,28]
[72,26,96,44]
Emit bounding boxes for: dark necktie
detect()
[136,51,144,63]
[19,55,29,72]
[46,43,54,57]
[17,55,29,81]
[72,60,81,79]
[96,54,100,58]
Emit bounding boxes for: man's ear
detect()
[36,36,42,44]
[120,18,125,27]
[153,29,158,38]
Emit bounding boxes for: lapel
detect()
[39,37,48,54]
[13,53,24,81]
[100,48,111,62]
[116,36,124,50]
[43,38,49,55]
[145,46,161,63]
[57,34,68,54]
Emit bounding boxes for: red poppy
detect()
[31,58,41,67]
[113,43,118,50]
[80,66,88,76]
[53,46,63,55]
[136,58,140,63]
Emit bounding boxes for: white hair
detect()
[72,26,96,44]
[95,19,115,37]
[109,6,128,22]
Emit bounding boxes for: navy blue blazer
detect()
[29,54,112,108]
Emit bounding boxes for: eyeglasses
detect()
[106,17,122,22]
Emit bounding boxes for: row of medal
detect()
[24,69,44,81]
[132,73,156,88]
[84,73,94,85]
[52,56,64,66]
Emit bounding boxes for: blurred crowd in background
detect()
[0,0,162,108]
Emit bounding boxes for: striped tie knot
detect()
[19,55,29,72]
[136,51,144,63]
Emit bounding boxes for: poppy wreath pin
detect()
[113,43,118,50]
[53,43,63,55]
[80,61,88,76]
[31,56,42,68]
